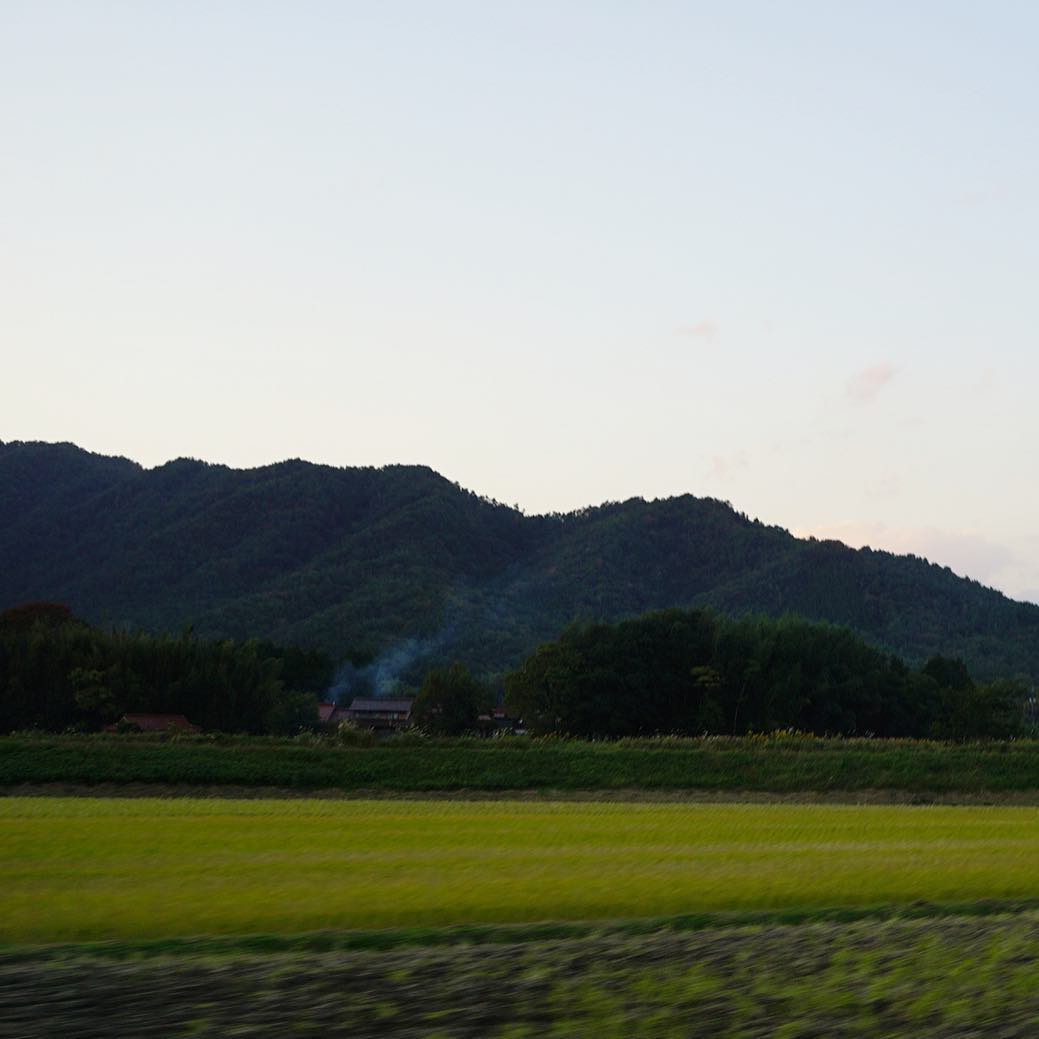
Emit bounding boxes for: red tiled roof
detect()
[108,713,201,732]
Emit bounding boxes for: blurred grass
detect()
[3,797,1039,945]
[6,897,1039,963]
[4,915,1039,1038]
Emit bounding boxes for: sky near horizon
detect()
[3,3,1038,602]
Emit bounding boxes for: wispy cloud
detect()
[846,363,896,404]
[676,319,718,342]
[865,473,901,500]
[969,367,996,397]
[707,450,749,481]
[952,187,1006,208]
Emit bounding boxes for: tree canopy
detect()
[412,662,490,736]
[504,609,1026,740]
[0,605,328,734]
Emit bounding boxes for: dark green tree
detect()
[413,662,490,735]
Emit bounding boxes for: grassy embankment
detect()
[4,732,1039,793]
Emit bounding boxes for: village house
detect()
[346,697,414,733]
[104,713,201,733]
[318,698,415,735]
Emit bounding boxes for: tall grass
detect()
[3,732,1039,792]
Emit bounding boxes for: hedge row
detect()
[3,734,1039,792]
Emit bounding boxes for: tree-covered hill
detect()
[2,439,1038,682]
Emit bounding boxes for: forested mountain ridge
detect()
[2,439,1038,682]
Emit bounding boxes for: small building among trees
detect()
[103,713,201,733]
[342,697,414,734]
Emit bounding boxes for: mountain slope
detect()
[2,439,1038,681]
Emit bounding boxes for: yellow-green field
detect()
[3,797,1039,945]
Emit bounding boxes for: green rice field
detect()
[3,797,1039,945]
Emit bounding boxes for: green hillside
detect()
[2,439,1038,682]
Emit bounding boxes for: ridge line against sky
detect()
[2,2,1037,602]
[6,436,1035,608]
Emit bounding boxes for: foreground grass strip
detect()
[5,898,1039,964]
[5,733,1039,792]
[3,798,1039,945]
[3,915,1039,1038]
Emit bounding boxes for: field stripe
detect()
[2,798,1039,944]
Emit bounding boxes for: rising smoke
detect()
[326,631,452,703]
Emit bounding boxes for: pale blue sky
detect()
[3,2,1038,600]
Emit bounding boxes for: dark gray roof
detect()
[348,698,414,712]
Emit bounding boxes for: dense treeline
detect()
[504,609,1027,740]
[2,600,1028,741]
[0,604,331,734]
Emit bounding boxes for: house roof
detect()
[348,698,414,713]
[113,713,200,732]
[317,702,337,723]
